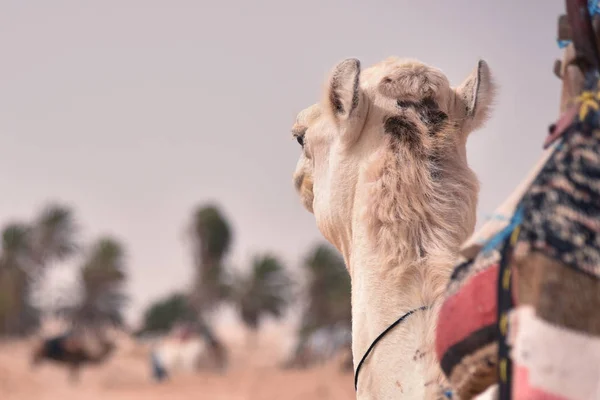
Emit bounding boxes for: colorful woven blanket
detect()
[508,73,600,399]
[435,71,600,400]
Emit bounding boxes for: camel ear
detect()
[455,60,495,135]
[324,58,366,143]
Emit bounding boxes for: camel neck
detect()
[353,305,430,391]
[348,237,450,399]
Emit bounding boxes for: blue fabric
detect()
[481,206,524,253]
[592,0,600,15]
[558,40,571,49]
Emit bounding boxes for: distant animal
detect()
[31,331,116,383]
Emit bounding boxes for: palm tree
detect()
[287,243,352,368]
[185,203,233,369]
[0,203,79,336]
[189,204,232,313]
[231,254,293,336]
[34,236,126,381]
[66,237,128,331]
[137,292,196,335]
[30,203,79,268]
[301,243,351,335]
[0,224,34,335]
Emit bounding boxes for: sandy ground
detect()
[0,322,354,400]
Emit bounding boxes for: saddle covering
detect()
[435,71,600,399]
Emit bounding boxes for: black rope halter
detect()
[354,305,430,391]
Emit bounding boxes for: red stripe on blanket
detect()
[436,263,499,359]
[513,364,569,400]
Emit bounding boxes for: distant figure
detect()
[31,331,116,383]
[150,350,168,382]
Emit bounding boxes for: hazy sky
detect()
[0,1,565,325]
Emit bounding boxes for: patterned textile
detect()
[458,144,558,261]
[436,71,600,400]
[515,93,600,279]
[435,210,522,399]
[507,72,600,400]
[435,255,500,399]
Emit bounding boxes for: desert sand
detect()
[0,320,355,400]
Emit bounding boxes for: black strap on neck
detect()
[354,305,429,391]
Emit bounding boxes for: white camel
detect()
[289,56,495,399]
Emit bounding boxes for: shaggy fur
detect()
[290,57,495,399]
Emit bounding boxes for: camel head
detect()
[291,57,495,262]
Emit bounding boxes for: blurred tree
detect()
[0,203,79,336]
[189,204,232,312]
[283,243,352,370]
[62,237,129,330]
[30,203,79,268]
[231,254,293,333]
[300,243,351,337]
[0,224,34,335]
[138,292,195,335]
[186,203,233,369]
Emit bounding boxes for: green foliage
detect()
[81,238,126,290]
[1,224,34,266]
[192,205,232,265]
[189,204,233,312]
[0,260,28,333]
[138,292,196,335]
[231,254,293,330]
[30,203,78,265]
[0,204,79,336]
[65,236,129,329]
[300,243,351,337]
[0,223,41,335]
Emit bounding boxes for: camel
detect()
[31,331,116,383]
[289,56,494,399]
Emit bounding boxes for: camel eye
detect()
[296,135,305,147]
